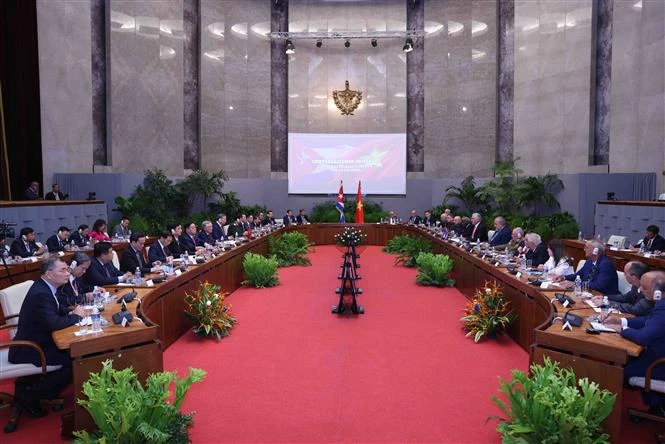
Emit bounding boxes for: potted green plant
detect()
[415,252,455,287]
[242,253,280,288]
[460,281,515,342]
[269,232,313,267]
[383,234,432,267]
[73,360,205,444]
[492,357,616,443]
[183,281,237,340]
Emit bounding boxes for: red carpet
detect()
[1,245,663,442]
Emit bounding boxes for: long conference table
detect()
[0,224,643,442]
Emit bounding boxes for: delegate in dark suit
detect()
[120,244,151,274]
[69,231,87,248]
[489,226,512,247]
[169,237,186,257]
[465,223,488,242]
[46,234,68,252]
[642,234,665,253]
[422,216,435,227]
[10,238,40,258]
[84,258,124,287]
[212,222,227,241]
[58,277,93,307]
[408,215,422,225]
[525,243,549,267]
[283,215,296,226]
[148,242,171,265]
[564,255,619,295]
[181,233,201,253]
[45,191,66,201]
[608,285,655,316]
[197,231,216,246]
[9,279,81,400]
[622,299,665,405]
[296,215,310,225]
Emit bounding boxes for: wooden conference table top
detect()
[31,224,641,364]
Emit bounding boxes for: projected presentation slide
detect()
[288,133,407,195]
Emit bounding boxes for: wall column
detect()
[271,0,288,173]
[406,0,424,172]
[496,0,514,164]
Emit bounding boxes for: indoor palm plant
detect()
[74,360,206,444]
[183,280,236,340]
[492,357,616,443]
[461,280,515,342]
[383,234,432,267]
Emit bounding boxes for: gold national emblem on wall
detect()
[333,81,362,116]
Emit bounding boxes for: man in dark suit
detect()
[296,209,310,225]
[212,214,227,241]
[10,227,45,258]
[46,226,70,252]
[489,216,512,247]
[465,213,488,242]
[9,257,85,413]
[120,232,154,274]
[182,222,203,254]
[283,210,297,226]
[84,242,132,287]
[556,240,619,295]
[523,233,550,267]
[23,181,40,200]
[422,210,435,227]
[638,225,665,253]
[112,217,130,238]
[59,252,94,307]
[148,231,173,265]
[69,224,89,248]
[606,272,665,411]
[197,221,216,246]
[407,210,422,225]
[597,261,653,316]
[168,224,187,257]
[44,183,66,201]
[264,210,276,226]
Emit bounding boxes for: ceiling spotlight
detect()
[316,39,322,48]
[371,39,377,47]
[403,38,413,53]
[344,39,350,48]
[285,39,295,54]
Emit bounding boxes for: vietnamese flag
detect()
[355,181,364,224]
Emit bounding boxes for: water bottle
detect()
[578,231,583,241]
[504,246,509,257]
[574,275,582,296]
[91,306,102,332]
[43,244,49,258]
[135,266,142,284]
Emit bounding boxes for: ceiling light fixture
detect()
[371,38,377,47]
[403,38,413,53]
[316,39,322,48]
[344,39,351,48]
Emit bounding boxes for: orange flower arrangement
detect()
[184,281,236,340]
[461,280,515,342]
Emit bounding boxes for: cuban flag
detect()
[336,181,345,223]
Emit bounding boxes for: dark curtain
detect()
[0,0,42,201]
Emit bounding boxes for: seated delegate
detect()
[46,226,71,252]
[10,227,45,258]
[553,240,619,295]
[84,241,132,287]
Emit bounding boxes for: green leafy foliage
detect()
[444,176,486,213]
[415,253,455,287]
[383,235,432,267]
[73,360,205,444]
[208,192,267,223]
[492,357,616,444]
[309,200,387,223]
[269,232,313,267]
[242,253,280,288]
[508,212,580,241]
[178,169,228,213]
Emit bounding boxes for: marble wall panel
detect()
[288,0,406,138]
[37,0,94,186]
[109,0,184,175]
[424,0,497,179]
[199,0,271,178]
[609,0,665,181]
[514,0,593,176]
